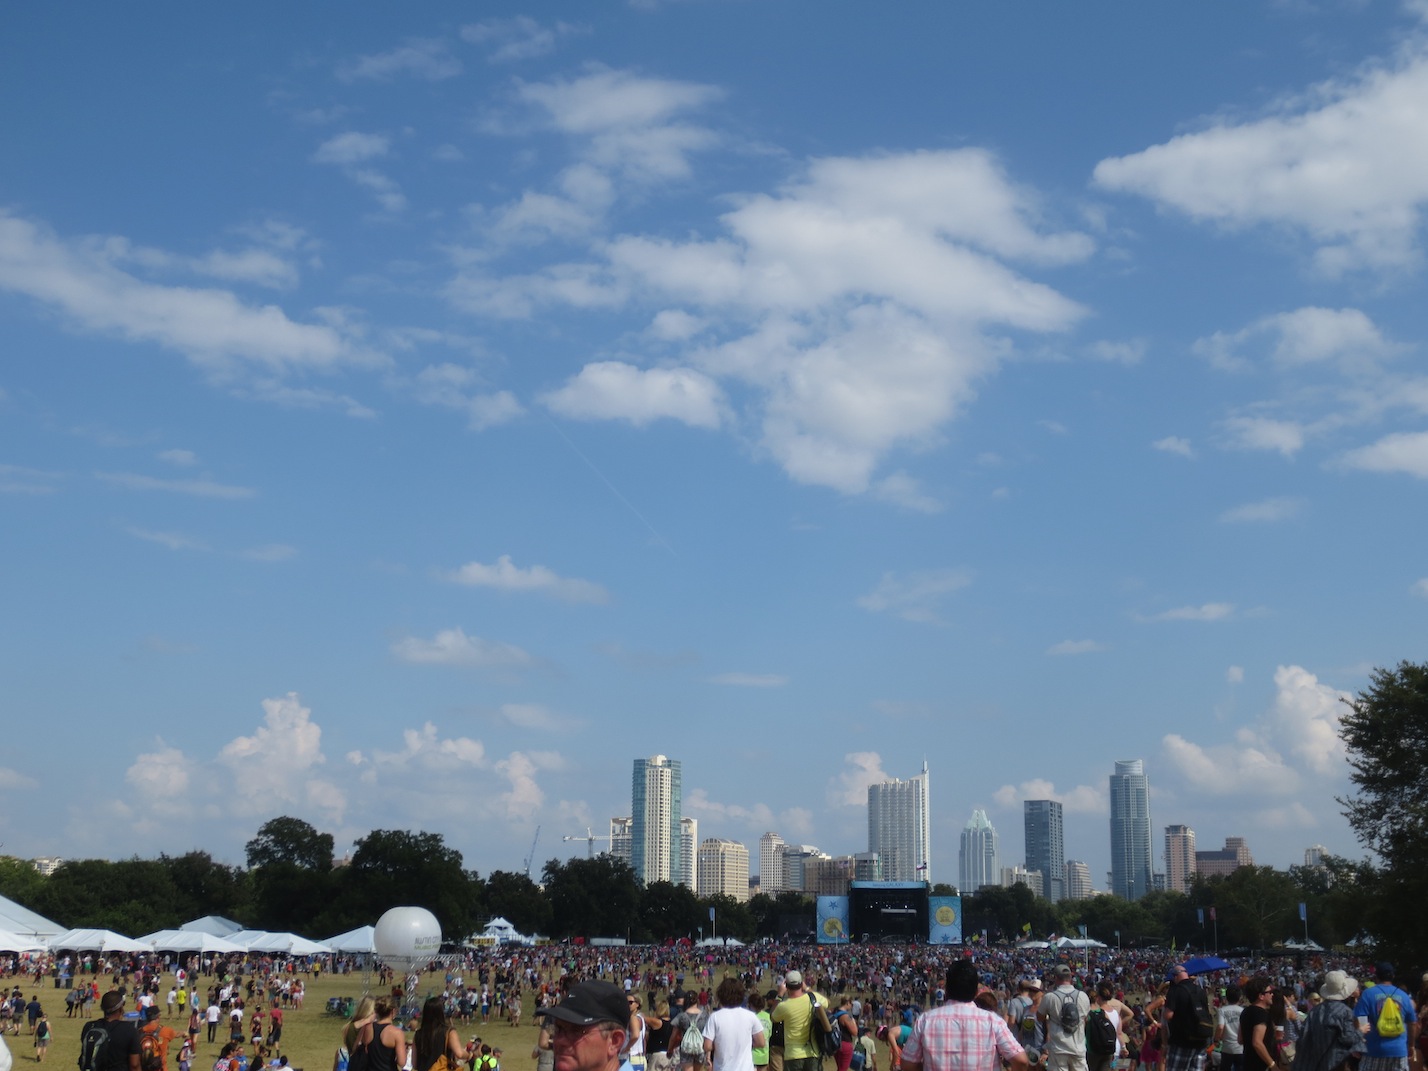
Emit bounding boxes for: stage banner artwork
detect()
[816,895,850,944]
[928,896,963,944]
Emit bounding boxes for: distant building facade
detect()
[1196,836,1252,878]
[679,817,698,890]
[1025,800,1065,902]
[759,832,786,894]
[1002,865,1044,897]
[1064,860,1092,900]
[1165,825,1196,893]
[1110,759,1153,901]
[959,809,999,893]
[631,755,682,885]
[868,762,931,883]
[610,817,633,866]
[697,837,750,901]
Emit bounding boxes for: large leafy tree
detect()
[320,829,480,939]
[245,817,338,933]
[483,870,551,938]
[1338,660,1428,965]
[0,856,46,907]
[542,855,640,939]
[246,816,335,871]
[639,880,701,941]
[36,859,180,933]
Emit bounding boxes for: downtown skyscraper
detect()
[959,809,999,893]
[1024,799,1065,902]
[1110,759,1153,901]
[868,761,931,883]
[631,754,682,886]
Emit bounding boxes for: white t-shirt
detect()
[704,1007,766,1071]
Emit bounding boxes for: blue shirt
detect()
[1354,984,1417,1058]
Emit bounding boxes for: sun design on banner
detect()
[935,904,957,927]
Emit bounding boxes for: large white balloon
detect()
[373,906,442,970]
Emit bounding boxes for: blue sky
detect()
[4,1,1428,894]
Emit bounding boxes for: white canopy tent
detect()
[180,916,243,937]
[140,929,248,954]
[1055,936,1108,949]
[323,925,377,954]
[49,928,153,953]
[245,932,333,955]
[0,927,48,951]
[0,894,65,940]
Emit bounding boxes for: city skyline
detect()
[1110,760,1154,901]
[4,3,1413,880]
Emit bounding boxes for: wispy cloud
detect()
[1153,436,1195,459]
[241,544,298,563]
[707,672,789,687]
[1140,602,1236,622]
[1219,497,1304,523]
[97,472,256,499]
[391,627,534,668]
[857,568,973,624]
[461,17,583,63]
[341,39,462,82]
[1046,639,1108,656]
[442,555,609,604]
[124,527,208,551]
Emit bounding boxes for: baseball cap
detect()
[534,982,628,1028]
[785,970,803,987]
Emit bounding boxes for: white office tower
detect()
[631,754,682,885]
[679,816,698,890]
[959,809,999,893]
[697,838,750,901]
[759,832,786,894]
[1165,825,1196,893]
[1064,860,1093,900]
[867,761,931,883]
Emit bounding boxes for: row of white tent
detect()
[0,924,381,956]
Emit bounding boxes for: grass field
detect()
[4,969,557,1071]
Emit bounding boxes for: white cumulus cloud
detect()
[218,692,345,820]
[1093,48,1428,272]
[992,778,1106,814]
[543,361,725,429]
[1219,497,1304,524]
[391,627,535,668]
[827,752,890,807]
[443,555,609,604]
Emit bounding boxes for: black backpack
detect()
[1085,1009,1116,1055]
[808,995,842,1058]
[1059,992,1082,1035]
[79,1021,111,1071]
[1186,985,1215,1043]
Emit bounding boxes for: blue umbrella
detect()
[1182,955,1232,975]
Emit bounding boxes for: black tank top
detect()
[367,1022,401,1071]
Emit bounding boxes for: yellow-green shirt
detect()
[771,994,815,1060]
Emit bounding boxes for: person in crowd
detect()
[533,981,632,1071]
[769,972,829,1071]
[1356,963,1419,1071]
[899,960,1028,1071]
[701,977,765,1071]
[1290,972,1362,1071]
[1038,967,1089,1071]
[1242,978,1280,1071]
[413,996,466,1071]
[336,996,378,1071]
[32,1007,51,1063]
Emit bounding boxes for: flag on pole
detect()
[1299,902,1307,921]
[1197,908,1204,925]
[1209,907,1216,921]
[1022,922,1032,934]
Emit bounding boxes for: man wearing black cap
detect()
[79,992,142,1071]
[536,982,632,1071]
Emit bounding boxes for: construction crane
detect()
[563,827,612,858]
[523,825,541,878]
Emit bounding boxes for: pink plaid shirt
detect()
[901,1001,1025,1071]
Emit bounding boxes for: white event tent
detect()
[244,932,333,955]
[323,925,376,954]
[140,929,248,954]
[49,928,152,953]
[0,893,65,941]
[0,927,48,951]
